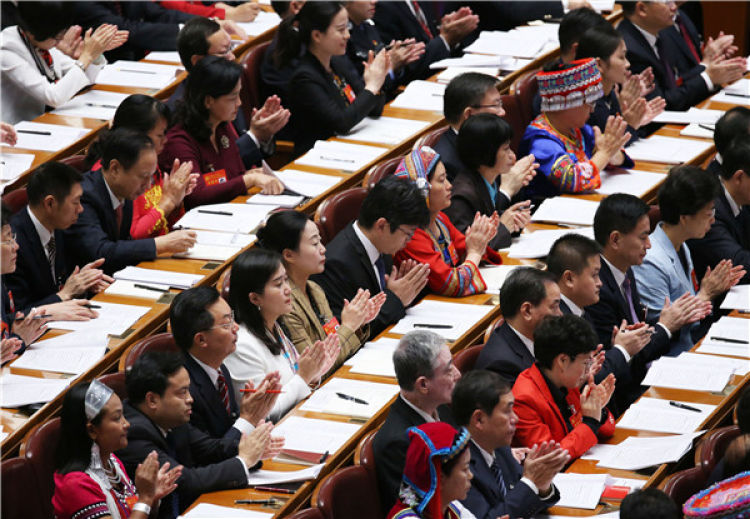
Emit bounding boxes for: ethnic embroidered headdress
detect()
[684,470,750,518]
[537,58,604,112]
[394,146,441,208]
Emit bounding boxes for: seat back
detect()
[648,205,661,233]
[355,430,378,470]
[500,93,528,154]
[314,187,368,245]
[699,425,742,475]
[483,316,505,344]
[453,344,484,374]
[287,508,326,519]
[663,465,708,509]
[121,332,179,370]
[97,372,128,400]
[1,187,28,215]
[2,457,46,519]
[240,41,272,117]
[412,125,449,151]
[60,154,90,173]
[512,67,541,124]
[362,156,404,190]
[314,465,383,519]
[23,417,61,518]
[218,267,232,302]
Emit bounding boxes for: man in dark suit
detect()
[618,1,745,111]
[690,137,750,284]
[476,267,561,384]
[117,351,279,518]
[312,175,430,337]
[373,330,461,512]
[372,1,478,80]
[452,370,566,519]
[6,162,111,315]
[706,107,750,184]
[170,286,281,439]
[172,18,289,170]
[65,128,197,275]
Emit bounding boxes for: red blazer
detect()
[512,364,615,460]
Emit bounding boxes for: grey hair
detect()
[393,330,446,391]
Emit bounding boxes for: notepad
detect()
[114,266,203,290]
[105,280,170,300]
[478,265,524,294]
[96,60,181,89]
[178,504,273,519]
[389,299,495,341]
[340,117,431,145]
[507,227,596,259]
[273,169,342,198]
[345,337,401,378]
[175,203,270,233]
[246,194,305,207]
[0,153,34,183]
[530,197,600,226]
[596,168,665,197]
[51,90,130,120]
[45,301,150,335]
[10,345,106,375]
[720,284,750,312]
[596,431,704,470]
[0,373,70,408]
[173,243,242,261]
[552,473,607,509]
[13,122,91,152]
[390,81,447,112]
[697,317,750,357]
[617,397,715,434]
[299,378,399,418]
[294,141,388,171]
[625,135,713,164]
[272,416,361,458]
[234,10,281,36]
[641,356,734,392]
[652,108,724,125]
[680,123,714,139]
[247,464,324,486]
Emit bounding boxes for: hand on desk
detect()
[522,441,570,494]
[41,299,98,321]
[239,372,282,426]
[386,260,430,307]
[0,122,17,146]
[155,229,197,255]
[243,168,285,195]
[250,95,290,144]
[58,258,111,300]
[12,308,48,345]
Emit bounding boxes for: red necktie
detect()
[217,372,232,416]
[38,49,53,69]
[677,18,701,63]
[411,1,433,39]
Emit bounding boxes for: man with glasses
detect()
[170,286,282,440]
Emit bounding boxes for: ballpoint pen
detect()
[336,392,368,405]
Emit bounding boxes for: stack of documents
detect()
[430,54,517,70]
[51,90,130,120]
[641,354,737,392]
[192,230,255,248]
[712,78,750,105]
[235,10,282,36]
[508,228,595,259]
[551,473,607,509]
[697,316,750,358]
[0,373,70,408]
[344,337,400,378]
[389,299,495,341]
[340,117,431,145]
[274,169,341,198]
[617,397,715,434]
[96,61,181,89]
[390,80,447,112]
[652,108,724,125]
[436,67,502,84]
[625,135,713,164]
[105,280,171,300]
[0,153,35,186]
[680,123,714,139]
[179,504,272,519]
[720,284,750,312]
[593,431,704,470]
[272,416,361,462]
[174,244,241,261]
[530,197,600,226]
[46,301,151,336]
[299,378,399,419]
[294,141,388,172]
[478,265,523,294]
[246,194,305,207]
[113,266,203,290]
[464,27,557,59]
[596,168,665,197]
[13,122,91,152]
[247,464,324,485]
[175,203,271,233]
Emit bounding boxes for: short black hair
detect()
[575,23,623,62]
[26,162,82,207]
[620,2,638,17]
[534,314,598,370]
[443,72,499,125]
[271,1,293,17]
[358,175,430,231]
[256,209,311,255]
[559,7,609,54]
[452,370,511,427]
[177,17,222,71]
[721,135,750,181]
[170,286,221,352]
[620,488,680,519]
[457,113,513,171]
[1,203,11,227]
[126,351,185,405]
[113,94,171,134]
[17,1,73,41]
[738,386,750,434]
[714,107,750,156]
[98,128,155,171]
[499,267,557,319]
[546,234,602,281]
[593,193,650,246]
[658,165,720,225]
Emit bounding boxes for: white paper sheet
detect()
[478,265,524,295]
[430,54,517,69]
[711,90,750,106]
[580,443,619,461]
[697,318,750,357]
[680,123,715,139]
[294,141,388,171]
[113,266,203,290]
[596,431,704,470]
[551,473,607,509]
[507,227,596,259]
[96,60,180,89]
[596,168,665,197]
[676,352,749,376]
[175,203,270,233]
[29,329,109,350]
[0,373,70,407]
[142,51,182,63]
[173,243,241,261]
[617,397,715,434]
[234,10,282,36]
[464,28,556,59]
[390,80,447,112]
[0,153,34,183]
[272,416,361,455]
[10,346,106,374]
[192,230,255,248]
[344,337,400,367]
[720,284,750,312]
[530,197,600,226]
[347,342,398,377]
[436,67,502,84]
[641,356,734,392]
[724,78,750,96]
[247,464,324,486]
[104,279,170,300]
[340,117,431,145]
[652,108,724,125]
[625,135,713,164]
[51,90,130,120]
[389,299,495,341]
[273,169,341,198]
[13,122,90,152]
[45,301,150,335]
[246,194,305,207]
[298,378,399,418]
[179,503,273,519]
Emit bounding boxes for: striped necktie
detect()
[217,371,232,416]
[490,457,507,497]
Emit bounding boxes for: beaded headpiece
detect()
[537,58,604,112]
[394,146,441,207]
[85,379,114,421]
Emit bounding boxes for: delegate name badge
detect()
[204,169,228,186]
[322,317,340,336]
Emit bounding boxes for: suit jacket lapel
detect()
[468,442,502,501]
[502,323,534,366]
[346,224,381,291]
[599,260,633,322]
[92,172,119,239]
[18,210,56,289]
[185,355,228,425]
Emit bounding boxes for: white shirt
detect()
[560,293,584,317]
[722,182,741,218]
[353,221,385,290]
[102,175,123,211]
[400,394,438,423]
[507,323,534,357]
[27,206,53,261]
[188,353,254,435]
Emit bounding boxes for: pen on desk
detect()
[254,486,296,494]
[82,304,101,309]
[336,392,369,405]
[235,499,278,505]
[723,91,750,98]
[85,102,117,109]
[17,129,51,135]
[698,124,715,132]
[133,283,168,292]
[118,68,157,74]
[319,450,330,463]
[710,336,749,344]
[413,323,453,329]
[240,388,285,393]
[197,209,233,216]
[319,155,355,163]
[669,401,702,413]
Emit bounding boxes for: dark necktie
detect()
[47,235,56,281]
[411,1,434,39]
[677,17,701,63]
[374,255,386,291]
[621,275,640,324]
[490,457,507,497]
[165,433,180,517]
[656,37,677,89]
[217,371,232,416]
[114,204,123,239]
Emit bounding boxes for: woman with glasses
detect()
[518,58,633,202]
[0,1,126,124]
[257,210,385,371]
[224,248,340,422]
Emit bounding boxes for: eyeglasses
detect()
[396,226,417,240]
[471,100,504,110]
[1,233,17,246]
[209,310,236,331]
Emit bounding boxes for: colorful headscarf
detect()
[684,470,750,518]
[394,146,441,208]
[398,422,471,518]
[537,58,604,112]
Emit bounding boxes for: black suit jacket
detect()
[475,321,534,384]
[444,169,513,249]
[184,354,242,440]
[618,18,709,111]
[64,170,156,276]
[706,158,723,177]
[462,443,558,519]
[346,19,403,96]
[433,129,464,183]
[6,209,67,311]
[312,222,405,337]
[117,402,246,518]
[289,52,385,156]
[474,1,563,31]
[688,190,750,284]
[660,11,703,72]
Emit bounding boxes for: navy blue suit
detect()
[462,443,559,519]
[183,353,242,440]
[64,170,156,276]
[6,209,67,311]
[475,321,534,384]
[433,128,464,182]
[474,2,563,31]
